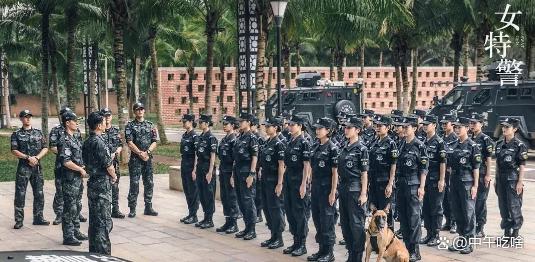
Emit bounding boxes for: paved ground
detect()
[0,174,534,262]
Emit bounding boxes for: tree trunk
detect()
[89,42,98,112]
[134,56,141,102]
[526,31,535,78]
[111,0,129,163]
[1,52,11,128]
[40,11,50,139]
[399,44,410,113]
[409,48,418,111]
[219,64,225,121]
[49,39,61,121]
[204,15,216,115]
[393,48,402,110]
[451,30,463,84]
[378,50,383,67]
[65,3,78,110]
[296,44,301,74]
[359,46,365,79]
[475,19,491,81]
[255,15,267,121]
[329,48,335,81]
[234,64,239,114]
[283,43,291,89]
[267,54,273,97]
[463,32,470,77]
[129,57,136,119]
[187,65,194,113]
[336,48,345,81]
[148,26,168,144]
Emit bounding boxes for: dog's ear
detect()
[384,202,391,214]
[370,203,377,214]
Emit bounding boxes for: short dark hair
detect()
[87,111,104,131]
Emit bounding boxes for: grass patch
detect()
[154,142,180,158]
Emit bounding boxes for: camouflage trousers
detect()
[112,161,121,213]
[127,159,154,209]
[14,164,45,222]
[53,167,84,218]
[88,188,113,254]
[61,171,82,240]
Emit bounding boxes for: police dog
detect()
[365,204,409,262]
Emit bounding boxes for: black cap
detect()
[19,109,33,118]
[413,109,427,118]
[133,102,145,111]
[313,117,335,129]
[374,115,393,126]
[222,115,237,125]
[421,115,438,125]
[391,109,403,116]
[453,117,471,126]
[440,114,456,124]
[62,111,78,122]
[182,114,195,122]
[391,115,404,126]
[199,114,212,123]
[252,116,260,126]
[280,111,291,120]
[500,117,520,128]
[344,116,363,128]
[263,117,283,127]
[288,115,306,125]
[59,107,72,116]
[100,107,112,116]
[239,112,254,122]
[402,116,418,127]
[469,112,486,123]
[359,109,375,118]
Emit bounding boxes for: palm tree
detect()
[214,11,236,122]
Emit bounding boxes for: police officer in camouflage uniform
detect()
[359,109,376,146]
[59,111,89,246]
[180,114,200,225]
[83,112,118,255]
[194,114,218,229]
[469,113,495,238]
[419,115,447,247]
[125,102,158,217]
[259,117,286,249]
[216,115,240,233]
[495,118,528,241]
[447,117,481,255]
[396,116,428,261]
[440,114,459,234]
[49,107,86,225]
[100,108,125,219]
[368,115,398,232]
[251,116,265,223]
[11,110,50,229]
[233,113,260,240]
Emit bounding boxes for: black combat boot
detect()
[409,244,420,262]
[112,209,126,219]
[217,217,231,232]
[128,207,136,218]
[225,218,238,234]
[307,244,324,261]
[200,217,214,229]
[449,222,457,234]
[441,219,451,231]
[195,218,206,228]
[459,236,473,255]
[63,237,82,246]
[261,232,275,247]
[53,215,62,225]
[33,217,50,226]
[283,238,297,254]
[79,214,87,222]
[420,232,433,244]
[180,214,190,223]
[354,251,363,262]
[268,233,284,249]
[13,221,23,229]
[243,225,257,240]
[512,229,520,238]
[184,215,198,225]
[475,224,485,238]
[317,245,334,262]
[291,239,307,256]
[427,230,441,247]
[144,204,158,216]
[256,209,263,223]
[74,231,89,241]
[235,229,247,238]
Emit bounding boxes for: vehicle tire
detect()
[334,100,357,117]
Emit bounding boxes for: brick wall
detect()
[159,66,477,125]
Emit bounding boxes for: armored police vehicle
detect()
[429,75,535,149]
[265,72,363,125]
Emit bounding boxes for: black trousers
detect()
[235,169,257,228]
[475,177,490,227]
[311,183,336,246]
[495,176,523,230]
[255,170,263,213]
[422,179,444,233]
[219,168,239,218]
[262,178,285,234]
[449,179,475,237]
[442,171,455,224]
[196,165,216,218]
[181,162,199,217]
[396,181,422,247]
[284,173,309,240]
[369,181,393,228]
[339,188,366,254]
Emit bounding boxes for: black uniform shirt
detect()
[310,140,339,183]
[424,134,447,180]
[361,126,376,146]
[195,130,218,162]
[397,138,428,185]
[495,138,528,181]
[338,139,369,191]
[471,132,495,176]
[233,131,259,171]
[450,138,481,182]
[180,130,197,161]
[284,134,311,176]
[259,136,286,180]
[369,136,398,182]
[442,132,459,169]
[218,132,236,171]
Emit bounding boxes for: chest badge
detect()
[377,155,383,161]
[346,161,354,168]
[406,159,413,167]
[239,148,244,154]
[291,155,297,162]
[199,147,205,153]
[505,155,512,162]
[460,157,467,164]
[319,160,325,167]
[266,155,271,162]
[184,146,189,152]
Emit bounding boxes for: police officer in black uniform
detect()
[368,115,398,232]
[469,113,495,238]
[216,115,240,234]
[259,117,286,249]
[413,109,427,142]
[397,116,428,261]
[440,114,458,233]
[194,114,218,229]
[11,110,50,229]
[282,114,311,257]
[495,118,528,241]
[447,117,481,254]
[338,116,369,262]
[281,111,292,143]
[359,109,376,146]
[419,115,447,247]
[179,114,200,225]
[100,108,125,219]
[233,113,259,240]
[307,118,339,262]
[252,116,265,223]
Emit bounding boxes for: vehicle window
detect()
[472,89,491,105]
[506,88,518,98]
[442,89,463,105]
[283,92,297,105]
[520,88,533,98]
